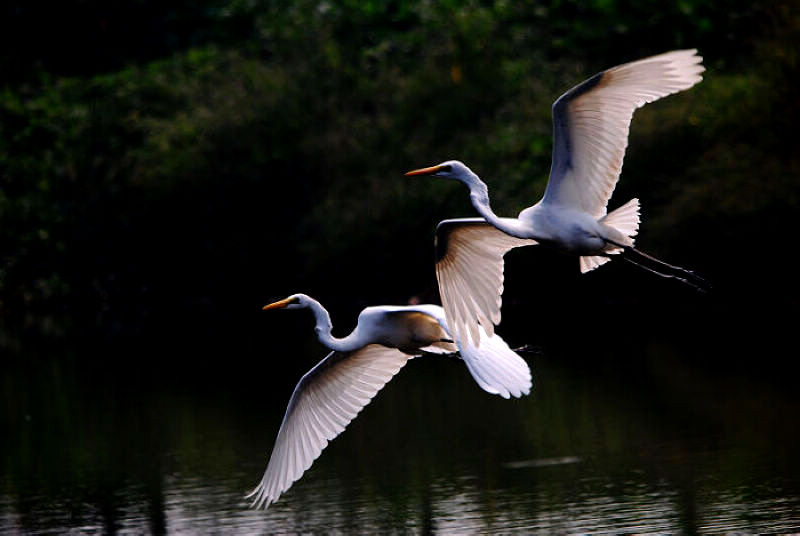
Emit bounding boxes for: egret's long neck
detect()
[464,174,530,238]
[306,299,362,352]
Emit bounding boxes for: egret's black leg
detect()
[604,239,709,291]
[420,349,461,360]
[512,344,544,355]
[625,246,708,286]
[621,255,706,292]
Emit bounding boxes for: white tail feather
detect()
[580,255,611,273]
[580,198,641,273]
[601,197,641,237]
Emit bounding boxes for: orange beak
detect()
[405,165,443,177]
[263,297,295,310]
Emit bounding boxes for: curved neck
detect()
[306,298,363,352]
[464,175,530,238]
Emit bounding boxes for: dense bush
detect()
[1,1,797,335]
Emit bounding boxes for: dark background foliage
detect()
[1,0,798,353]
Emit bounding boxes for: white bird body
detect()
[348,304,453,353]
[248,293,531,509]
[518,201,618,254]
[407,49,706,346]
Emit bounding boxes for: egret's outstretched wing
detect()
[543,49,704,218]
[436,218,536,347]
[457,326,532,399]
[247,344,411,509]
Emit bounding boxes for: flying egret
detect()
[406,49,707,347]
[247,293,531,509]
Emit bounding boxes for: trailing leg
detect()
[604,238,709,291]
[621,255,707,292]
[625,245,707,286]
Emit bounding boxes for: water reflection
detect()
[503,456,582,469]
[5,464,797,534]
[2,322,799,533]
[429,478,682,533]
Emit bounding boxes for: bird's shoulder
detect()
[360,304,443,322]
[552,70,605,114]
[356,306,389,325]
[435,218,496,263]
[435,217,490,234]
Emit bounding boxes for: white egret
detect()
[247,293,531,509]
[406,49,707,347]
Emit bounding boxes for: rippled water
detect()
[2,310,799,534]
[4,454,797,533]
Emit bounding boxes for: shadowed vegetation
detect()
[1,1,798,341]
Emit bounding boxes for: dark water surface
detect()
[2,303,799,534]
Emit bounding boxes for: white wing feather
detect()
[247,344,411,509]
[382,304,533,397]
[544,49,704,217]
[435,218,536,347]
[457,326,532,399]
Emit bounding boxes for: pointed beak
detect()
[263,297,294,310]
[405,165,443,177]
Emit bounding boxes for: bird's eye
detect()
[439,165,452,172]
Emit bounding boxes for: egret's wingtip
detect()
[244,484,273,510]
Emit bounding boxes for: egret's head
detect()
[262,293,310,311]
[405,160,475,182]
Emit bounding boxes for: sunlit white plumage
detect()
[247,293,531,509]
[407,49,706,346]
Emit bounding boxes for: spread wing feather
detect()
[544,49,704,218]
[435,218,536,347]
[247,344,411,509]
[457,325,532,399]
